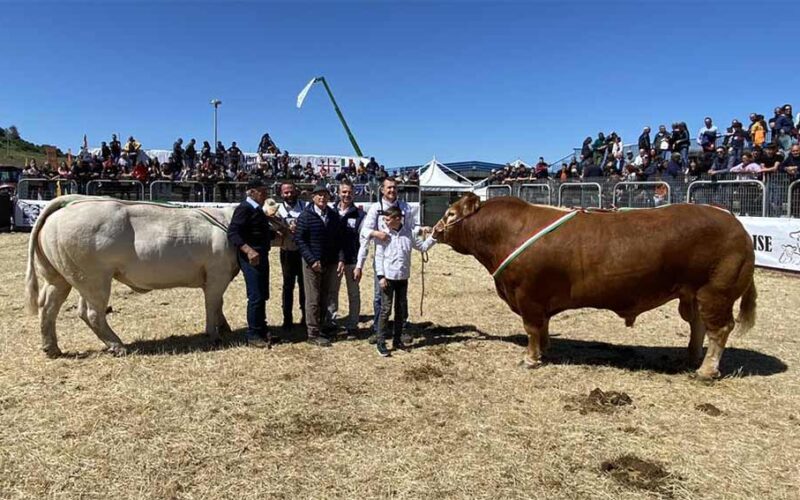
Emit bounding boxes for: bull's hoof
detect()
[106,345,129,357]
[518,357,544,370]
[43,347,63,359]
[691,369,720,384]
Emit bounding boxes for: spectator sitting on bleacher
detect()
[57,161,71,179]
[641,155,659,180]
[102,156,119,180]
[22,159,41,178]
[759,143,784,175]
[131,161,149,183]
[534,157,549,179]
[582,160,603,179]
[123,136,142,167]
[780,144,800,178]
[729,152,763,178]
[663,153,684,180]
[633,148,647,167]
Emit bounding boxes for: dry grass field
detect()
[1,231,798,499]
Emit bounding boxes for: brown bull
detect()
[433,194,756,380]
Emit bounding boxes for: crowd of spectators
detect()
[20,132,420,189]
[488,103,800,185]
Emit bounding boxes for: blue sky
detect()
[2,1,799,169]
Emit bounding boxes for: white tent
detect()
[417,158,474,192]
[509,158,530,169]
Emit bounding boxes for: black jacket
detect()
[638,132,651,152]
[335,202,365,265]
[227,200,273,251]
[294,204,344,266]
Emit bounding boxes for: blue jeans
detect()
[678,147,688,166]
[238,250,269,340]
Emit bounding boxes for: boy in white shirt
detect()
[374,206,437,357]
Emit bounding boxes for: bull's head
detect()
[433,192,481,243]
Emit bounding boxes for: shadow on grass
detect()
[411,323,788,378]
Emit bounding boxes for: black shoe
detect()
[376,342,390,357]
[307,336,332,347]
[281,320,293,331]
[393,338,408,351]
[267,333,282,345]
[400,332,413,345]
[368,333,378,345]
[247,337,269,349]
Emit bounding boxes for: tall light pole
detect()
[210,99,222,146]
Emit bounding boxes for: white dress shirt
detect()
[374,224,436,281]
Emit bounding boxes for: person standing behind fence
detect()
[355,177,419,344]
[185,138,197,170]
[373,206,437,357]
[295,183,345,347]
[227,179,273,348]
[173,138,184,170]
[276,182,308,331]
[327,180,365,336]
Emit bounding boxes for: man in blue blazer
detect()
[227,179,273,348]
[294,183,345,347]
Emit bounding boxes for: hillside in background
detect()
[0,125,64,167]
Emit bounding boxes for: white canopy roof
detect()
[418,158,474,192]
[509,158,530,169]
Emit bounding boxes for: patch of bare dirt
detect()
[601,454,671,493]
[564,388,633,414]
[695,403,723,416]
[403,363,444,382]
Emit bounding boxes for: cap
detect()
[311,182,329,194]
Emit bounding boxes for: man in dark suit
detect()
[294,183,345,347]
[227,179,273,348]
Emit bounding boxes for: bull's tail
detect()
[25,195,82,315]
[735,276,757,335]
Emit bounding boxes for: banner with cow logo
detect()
[738,216,800,273]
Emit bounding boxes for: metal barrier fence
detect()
[686,179,766,217]
[558,181,602,208]
[519,182,552,205]
[16,179,80,200]
[213,182,249,203]
[86,180,146,200]
[613,181,672,208]
[486,185,512,198]
[786,180,800,218]
[149,181,206,203]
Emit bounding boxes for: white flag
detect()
[297,77,321,108]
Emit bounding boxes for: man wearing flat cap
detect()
[227,179,273,348]
[294,182,345,347]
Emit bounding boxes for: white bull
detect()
[24,195,284,357]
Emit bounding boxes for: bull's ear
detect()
[461,192,481,216]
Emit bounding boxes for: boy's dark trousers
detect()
[377,278,408,344]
